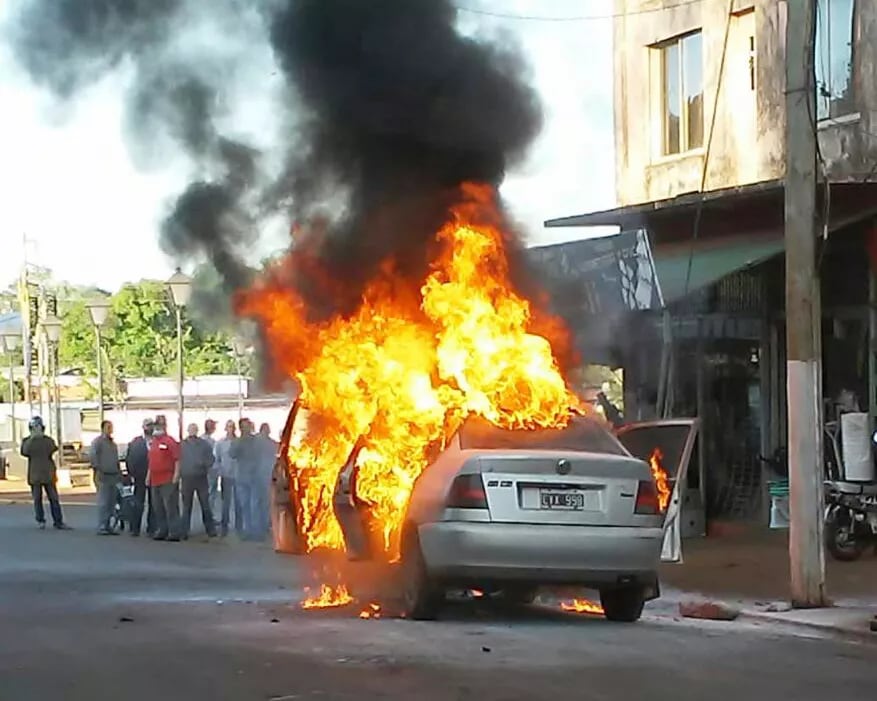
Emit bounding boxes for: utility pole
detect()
[784,0,826,608]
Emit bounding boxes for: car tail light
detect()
[446,474,488,509]
[635,479,660,515]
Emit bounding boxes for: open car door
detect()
[271,399,310,555]
[615,419,699,563]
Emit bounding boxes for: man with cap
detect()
[147,414,181,541]
[125,418,155,537]
[21,416,71,530]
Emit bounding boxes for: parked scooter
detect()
[822,422,877,561]
[761,420,877,561]
[823,480,877,561]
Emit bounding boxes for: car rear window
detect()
[458,416,628,455]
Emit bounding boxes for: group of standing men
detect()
[88,415,277,540]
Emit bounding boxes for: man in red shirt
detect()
[148,415,181,541]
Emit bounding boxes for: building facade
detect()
[545,0,877,526]
[614,0,876,205]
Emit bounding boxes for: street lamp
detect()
[167,268,192,441]
[1,331,21,444]
[231,336,250,421]
[42,313,63,465]
[86,298,111,426]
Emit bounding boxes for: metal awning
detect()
[543,180,784,229]
[653,236,785,303]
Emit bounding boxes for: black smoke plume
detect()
[9,0,265,295]
[264,0,542,313]
[8,0,544,320]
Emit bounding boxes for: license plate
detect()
[540,490,585,510]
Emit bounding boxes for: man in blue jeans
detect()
[230,418,260,540]
[255,423,277,539]
[213,419,239,537]
[21,416,71,530]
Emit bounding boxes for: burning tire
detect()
[400,530,443,620]
[599,586,645,622]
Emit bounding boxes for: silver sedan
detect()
[335,414,698,622]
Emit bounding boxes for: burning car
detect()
[272,398,697,622]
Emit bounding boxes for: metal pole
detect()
[236,352,244,421]
[8,351,16,445]
[38,336,46,420]
[52,342,62,468]
[176,305,184,441]
[784,0,825,608]
[869,269,877,429]
[95,324,104,427]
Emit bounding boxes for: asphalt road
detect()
[1,495,875,701]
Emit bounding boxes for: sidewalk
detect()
[657,529,877,639]
[0,475,95,497]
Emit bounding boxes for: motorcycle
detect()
[760,420,877,561]
[823,480,877,561]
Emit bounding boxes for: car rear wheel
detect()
[400,533,443,621]
[599,586,645,622]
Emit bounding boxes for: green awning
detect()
[653,237,784,303]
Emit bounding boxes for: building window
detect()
[815,0,856,121]
[660,31,703,156]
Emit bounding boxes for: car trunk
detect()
[476,451,653,528]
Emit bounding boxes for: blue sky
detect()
[0,0,616,291]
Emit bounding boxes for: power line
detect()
[681,0,735,300]
[454,0,701,23]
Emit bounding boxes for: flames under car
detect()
[272,399,698,622]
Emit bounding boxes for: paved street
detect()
[1,495,875,701]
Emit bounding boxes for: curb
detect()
[646,592,877,643]
[738,609,877,643]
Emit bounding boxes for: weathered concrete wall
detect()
[614,0,783,205]
[613,0,877,206]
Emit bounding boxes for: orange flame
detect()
[649,447,671,512]
[301,584,354,610]
[359,603,382,619]
[560,599,604,615]
[239,184,581,560]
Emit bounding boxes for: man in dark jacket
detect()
[125,418,155,537]
[179,422,217,539]
[21,416,71,530]
[90,419,122,535]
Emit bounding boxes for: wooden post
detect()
[784,0,826,608]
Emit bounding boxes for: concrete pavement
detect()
[2,497,876,700]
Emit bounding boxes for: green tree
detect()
[53,278,249,383]
[59,300,98,375]
[106,281,178,377]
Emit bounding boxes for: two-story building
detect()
[543,0,877,527]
